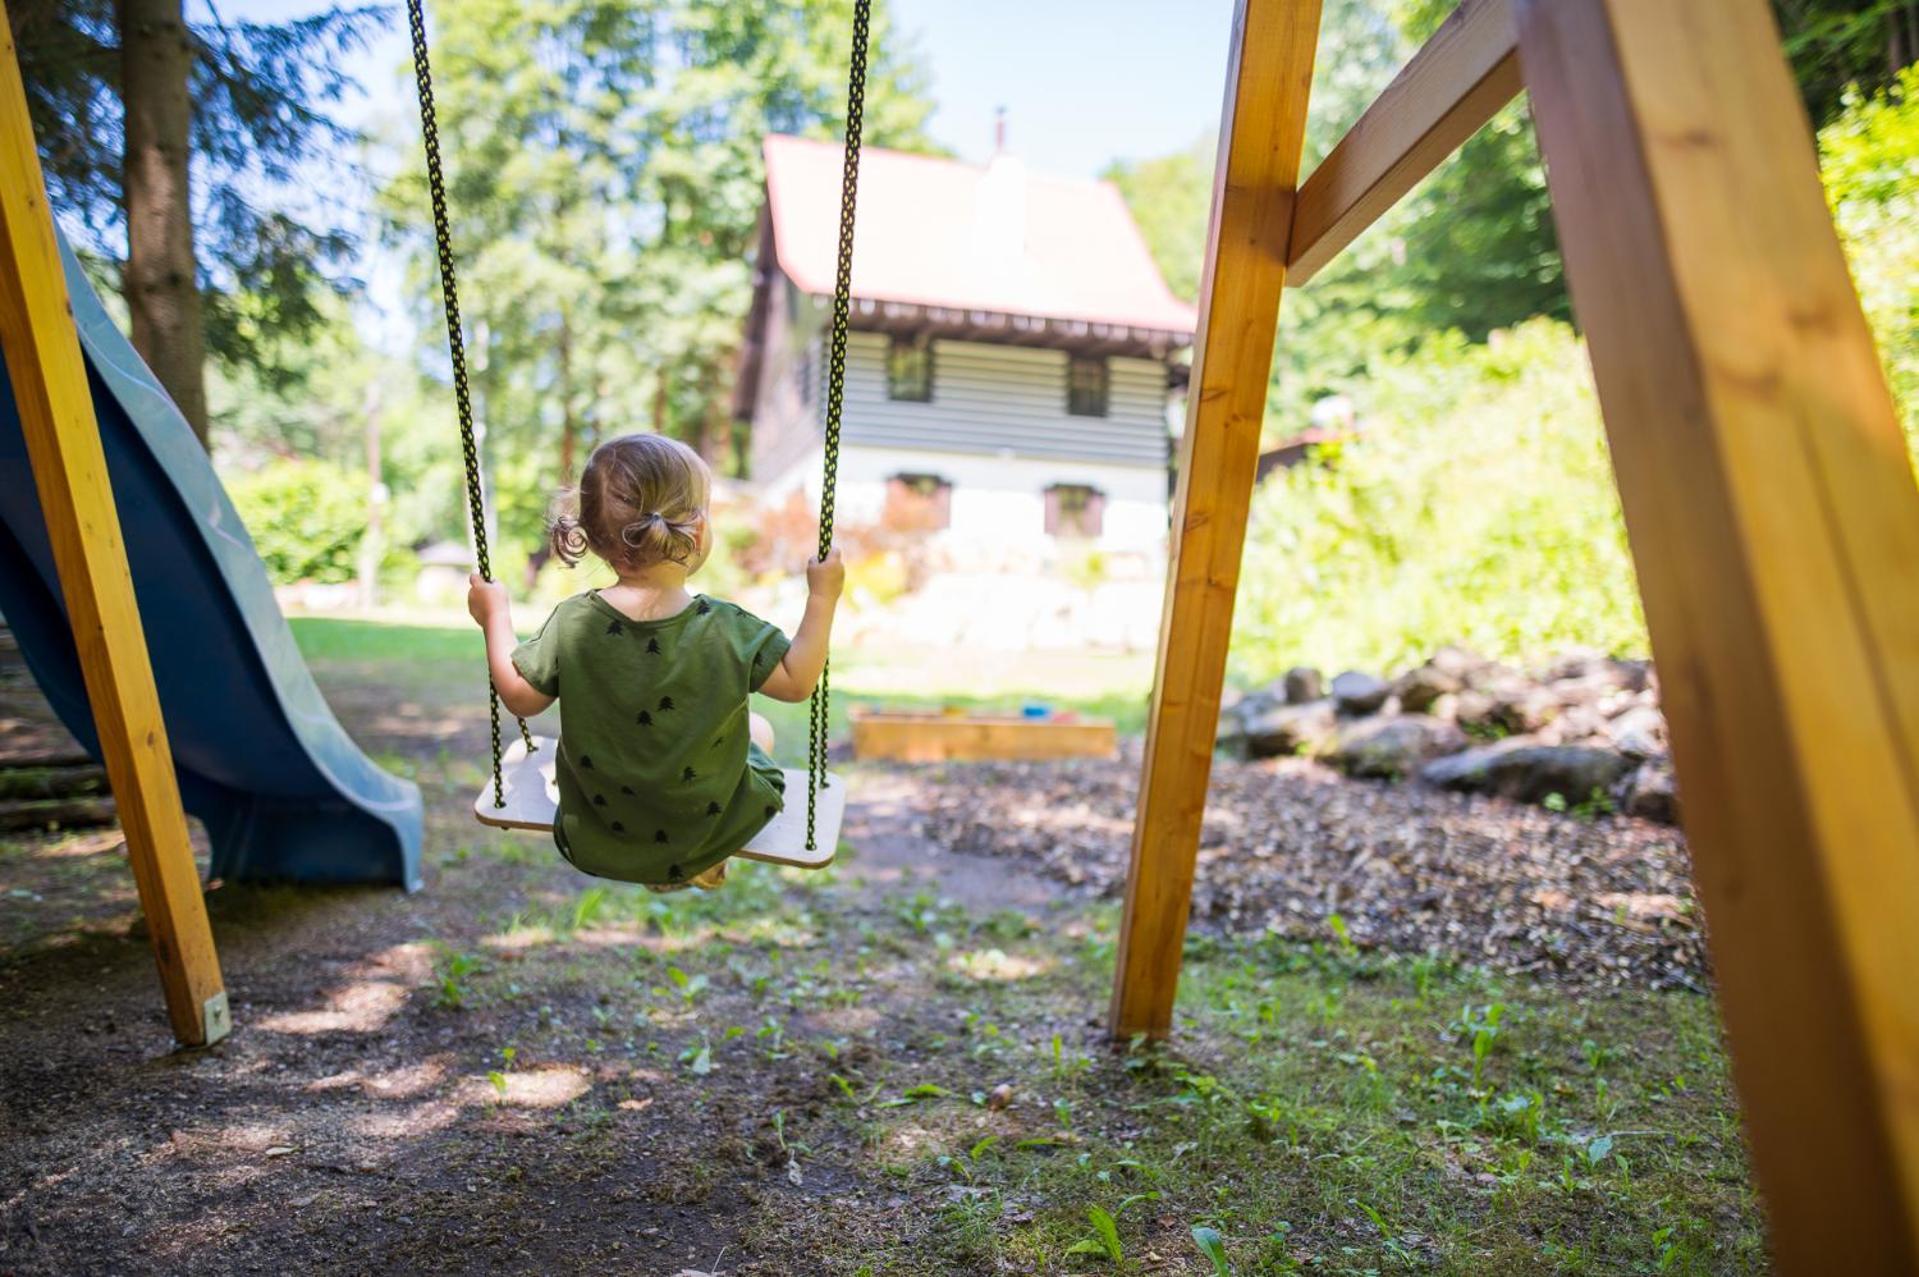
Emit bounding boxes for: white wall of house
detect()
[752,324,1174,555]
[767,442,1167,554]
[837,332,1170,466]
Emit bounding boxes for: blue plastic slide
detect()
[0,234,423,888]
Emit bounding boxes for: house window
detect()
[886,335,933,401]
[1044,484,1104,539]
[1066,355,1109,417]
[883,472,952,532]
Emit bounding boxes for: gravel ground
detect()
[909,749,1708,991]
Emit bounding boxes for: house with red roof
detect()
[734,135,1197,558]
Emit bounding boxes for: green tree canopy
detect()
[8,0,380,371]
[379,0,936,561]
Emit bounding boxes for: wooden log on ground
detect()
[0,764,109,801]
[0,796,116,832]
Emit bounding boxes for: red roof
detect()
[762,134,1197,338]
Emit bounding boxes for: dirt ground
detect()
[0,639,1763,1275]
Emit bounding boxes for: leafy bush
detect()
[1230,73,1917,683]
[1821,65,1919,471]
[227,458,371,585]
[1232,321,1646,678]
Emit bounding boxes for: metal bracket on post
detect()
[201,992,231,1045]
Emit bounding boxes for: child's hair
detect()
[550,434,711,572]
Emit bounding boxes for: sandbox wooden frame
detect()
[1111,0,1919,1265]
[849,708,1119,763]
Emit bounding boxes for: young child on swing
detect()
[467,434,843,891]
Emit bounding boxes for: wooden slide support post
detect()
[0,14,228,1046]
[1519,0,1919,1265]
[1109,0,1323,1041]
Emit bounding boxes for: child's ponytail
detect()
[620,511,701,567]
[549,505,591,567]
[553,434,711,574]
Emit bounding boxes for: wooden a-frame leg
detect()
[1519,0,1919,1265]
[0,15,228,1046]
[1109,0,1323,1041]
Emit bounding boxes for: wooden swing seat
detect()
[472,736,841,870]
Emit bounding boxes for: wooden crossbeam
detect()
[1287,0,1519,285]
[1518,0,1919,1264]
[0,14,228,1046]
[1109,0,1323,1041]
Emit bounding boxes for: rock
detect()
[1282,666,1324,704]
[1420,742,1635,807]
[1419,738,1535,788]
[1216,688,1282,756]
[1428,645,1488,683]
[1541,704,1610,746]
[1459,684,1559,736]
[1392,664,1461,714]
[1544,648,1610,682]
[1330,715,1468,779]
[1452,689,1497,732]
[1607,705,1667,759]
[1243,700,1338,759]
[1619,758,1680,824]
[1330,670,1391,716]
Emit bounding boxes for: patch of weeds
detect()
[486,1045,517,1100]
[665,964,709,1006]
[1065,1204,1124,1264]
[566,886,611,932]
[937,1133,1002,1185]
[1190,1224,1229,1277]
[434,946,485,1009]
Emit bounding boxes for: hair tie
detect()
[619,514,662,549]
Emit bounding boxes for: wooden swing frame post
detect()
[0,13,228,1047]
[1117,0,1919,1261]
[1108,0,1324,1040]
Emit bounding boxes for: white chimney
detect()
[973,109,1026,269]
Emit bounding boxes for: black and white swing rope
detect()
[406,0,534,813]
[406,0,870,850]
[808,0,870,851]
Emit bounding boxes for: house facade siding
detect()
[751,325,1174,554]
[837,333,1170,466]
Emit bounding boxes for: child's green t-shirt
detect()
[511,590,790,886]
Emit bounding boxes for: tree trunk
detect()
[118,0,207,442]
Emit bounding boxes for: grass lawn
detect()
[0,616,1764,1274]
[287,614,1158,766]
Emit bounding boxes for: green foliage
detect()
[377,0,938,561]
[1776,0,1919,126]
[1232,321,1646,676]
[1065,1204,1124,1263]
[1821,65,1919,472]
[13,0,378,370]
[1102,136,1214,304]
[227,458,372,586]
